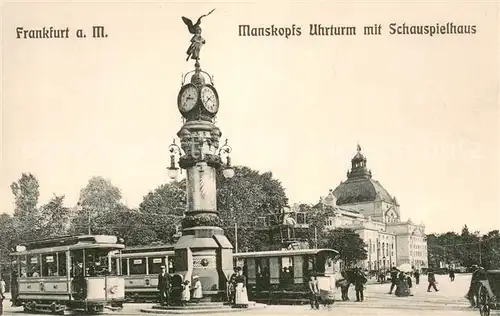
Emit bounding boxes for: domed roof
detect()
[332,144,396,206]
[333,177,394,205]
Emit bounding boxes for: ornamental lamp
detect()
[167,139,183,180]
[218,139,234,179]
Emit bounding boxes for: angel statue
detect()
[182,9,215,61]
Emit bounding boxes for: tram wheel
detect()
[478,286,491,316]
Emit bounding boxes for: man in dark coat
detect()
[228,267,238,304]
[354,268,367,302]
[427,271,439,292]
[449,268,455,282]
[388,267,399,294]
[466,265,486,307]
[158,266,172,306]
[414,269,420,285]
[339,270,351,301]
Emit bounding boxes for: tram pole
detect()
[234,222,238,253]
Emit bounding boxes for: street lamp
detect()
[167,139,183,180]
[218,139,234,179]
[167,138,235,180]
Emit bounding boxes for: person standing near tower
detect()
[158,266,172,306]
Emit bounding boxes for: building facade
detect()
[305,145,428,271]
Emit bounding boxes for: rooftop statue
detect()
[182,9,215,61]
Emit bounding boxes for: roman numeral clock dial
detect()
[177,83,199,114]
[201,84,219,114]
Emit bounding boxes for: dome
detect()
[332,177,394,205]
[332,144,395,206]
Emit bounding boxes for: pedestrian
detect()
[0,276,6,316]
[354,268,367,302]
[449,269,455,282]
[308,275,320,310]
[339,269,351,301]
[427,271,439,292]
[414,269,420,285]
[158,265,171,306]
[191,275,203,303]
[388,267,399,294]
[227,267,238,304]
[181,280,190,306]
[466,265,485,307]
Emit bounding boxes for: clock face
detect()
[200,85,219,114]
[178,84,199,113]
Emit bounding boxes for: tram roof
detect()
[234,248,339,258]
[121,243,174,254]
[10,235,124,254]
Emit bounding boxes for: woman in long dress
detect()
[395,272,410,297]
[192,276,203,303]
[181,280,191,306]
[234,268,249,308]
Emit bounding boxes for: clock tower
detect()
[169,60,235,301]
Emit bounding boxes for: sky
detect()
[1,1,499,235]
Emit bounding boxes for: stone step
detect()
[141,303,266,314]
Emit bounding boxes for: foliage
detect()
[10,173,41,243]
[70,176,124,234]
[427,225,500,269]
[137,180,185,244]
[216,166,289,251]
[319,227,367,267]
[39,195,72,238]
[303,203,338,247]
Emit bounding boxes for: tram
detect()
[9,235,125,314]
[112,245,339,304]
[115,244,176,302]
[234,248,340,304]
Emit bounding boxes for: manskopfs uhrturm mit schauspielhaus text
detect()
[238,22,477,38]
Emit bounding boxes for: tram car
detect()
[9,235,125,314]
[111,244,176,302]
[113,245,339,305]
[477,269,500,316]
[234,248,340,305]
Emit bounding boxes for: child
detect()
[192,275,203,303]
[181,280,191,306]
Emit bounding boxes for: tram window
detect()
[130,258,146,275]
[121,259,128,275]
[304,256,315,279]
[70,250,84,277]
[280,257,294,285]
[27,255,41,277]
[148,257,165,275]
[86,249,113,276]
[19,256,27,277]
[168,258,175,273]
[58,252,67,276]
[42,253,58,276]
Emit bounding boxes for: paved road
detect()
[2,273,484,315]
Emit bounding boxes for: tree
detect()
[138,180,186,244]
[319,228,367,267]
[0,214,16,264]
[10,173,41,243]
[216,166,289,251]
[39,195,71,238]
[70,176,123,234]
[304,202,338,248]
[481,230,500,269]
